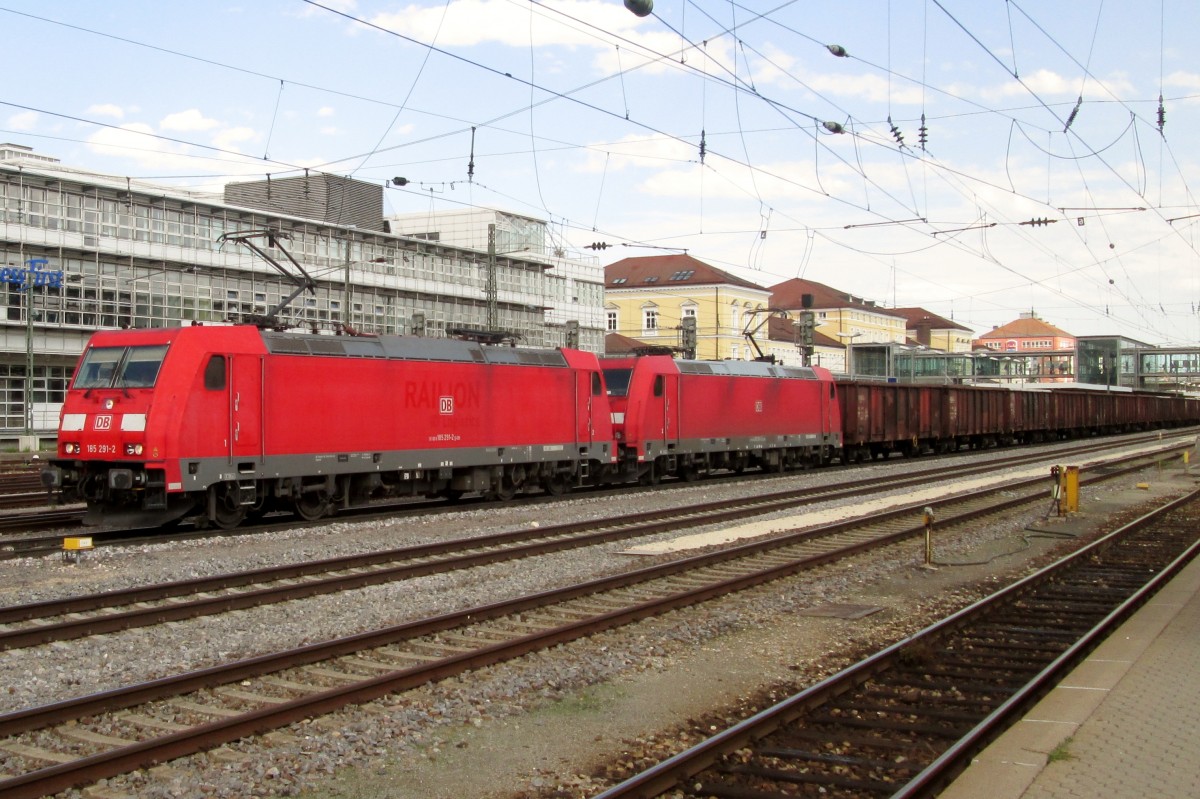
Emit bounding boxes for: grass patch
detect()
[544,684,624,717]
[1047,737,1074,763]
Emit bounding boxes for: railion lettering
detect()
[403,381,481,411]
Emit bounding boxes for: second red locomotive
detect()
[602,355,842,482]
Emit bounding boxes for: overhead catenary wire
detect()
[4,2,1199,345]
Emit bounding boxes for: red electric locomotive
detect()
[602,355,842,483]
[41,324,615,528]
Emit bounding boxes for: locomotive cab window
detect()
[602,368,632,397]
[204,355,226,390]
[73,344,168,389]
[73,347,123,389]
[591,372,603,396]
[120,345,168,387]
[653,375,664,397]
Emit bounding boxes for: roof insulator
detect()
[1063,96,1082,133]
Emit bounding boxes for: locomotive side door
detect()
[228,354,264,463]
[657,373,680,448]
[578,369,596,447]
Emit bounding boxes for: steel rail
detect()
[0,442,1185,652]
[589,489,1200,799]
[1,428,1191,558]
[0,447,1186,797]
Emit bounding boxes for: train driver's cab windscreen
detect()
[602,368,633,397]
[73,344,170,389]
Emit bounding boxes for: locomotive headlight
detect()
[104,398,115,410]
[124,443,144,456]
[63,442,80,455]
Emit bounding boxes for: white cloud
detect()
[212,126,257,152]
[86,104,125,120]
[806,72,924,105]
[298,0,356,16]
[578,133,696,174]
[317,106,336,118]
[86,123,189,168]
[160,109,221,132]
[6,111,38,131]
[1165,70,1200,91]
[371,0,658,52]
[980,69,1135,102]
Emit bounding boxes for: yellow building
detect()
[892,307,976,352]
[769,278,908,347]
[604,255,773,361]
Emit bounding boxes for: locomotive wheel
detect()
[210,485,247,530]
[493,476,518,501]
[542,474,570,496]
[294,492,332,521]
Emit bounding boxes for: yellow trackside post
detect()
[1062,466,1080,514]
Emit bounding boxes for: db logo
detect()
[93,415,113,430]
[439,396,454,415]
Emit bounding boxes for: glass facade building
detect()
[0,154,605,439]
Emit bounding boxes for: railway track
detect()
[0,438,1187,651]
[591,488,1200,799]
[0,471,49,511]
[0,441,1188,797]
[0,428,1192,559]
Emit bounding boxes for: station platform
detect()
[940,549,1200,799]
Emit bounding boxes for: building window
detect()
[606,309,618,331]
[643,307,658,333]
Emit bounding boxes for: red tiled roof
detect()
[890,307,973,332]
[605,254,768,291]
[976,316,1074,340]
[603,332,647,354]
[765,314,841,347]
[768,277,895,315]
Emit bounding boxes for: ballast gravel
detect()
[0,435,1192,799]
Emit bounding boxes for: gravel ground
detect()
[0,436,1193,799]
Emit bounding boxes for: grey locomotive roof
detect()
[677,360,818,380]
[260,331,568,368]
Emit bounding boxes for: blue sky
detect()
[4,1,1200,345]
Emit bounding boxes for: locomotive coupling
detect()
[40,465,63,489]
[109,468,136,490]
